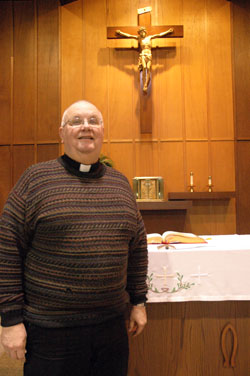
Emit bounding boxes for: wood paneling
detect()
[232,0,250,233]
[128,301,250,376]
[155,1,183,140]
[37,0,60,142]
[207,0,234,140]
[13,1,35,143]
[211,141,235,191]
[108,48,135,140]
[0,147,11,212]
[37,144,59,163]
[109,142,134,183]
[183,0,208,140]
[236,141,250,234]
[0,0,238,235]
[0,0,60,204]
[0,2,12,145]
[233,0,250,139]
[12,145,34,185]
[135,142,159,177]
[83,0,108,123]
[159,141,185,194]
[60,0,84,110]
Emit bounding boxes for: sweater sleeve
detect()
[126,208,148,305]
[0,170,31,327]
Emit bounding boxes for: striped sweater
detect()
[0,155,148,328]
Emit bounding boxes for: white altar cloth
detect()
[147,235,250,302]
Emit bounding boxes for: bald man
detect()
[0,101,148,376]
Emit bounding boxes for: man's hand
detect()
[1,323,27,360]
[128,305,147,337]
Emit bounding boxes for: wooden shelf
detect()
[168,192,236,201]
[137,200,192,211]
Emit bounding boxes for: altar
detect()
[147,235,250,303]
[128,235,250,376]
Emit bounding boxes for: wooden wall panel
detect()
[185,199,236,235]
[83,0,108,123]
[233,0,250,139]
[108,49,135,140]
[211,141,235,191]
[183,0,208,140]
[236,141,250,234]
[135,142,159,177]
[155,1,183,140]
[37,144,59,163]
[37,0,60,142]
[106,1,136,141]
[207,0,234,140]
[13,1,35,143]
[12,145,34,185]
[0,147,11,212]
[185,202,214,235]
[60,0,84,111]
[210,199,236,234]
[109,143,134,183]
[232,0,250,234]
[0,2,12,145]
[159,142,185,194]
[155,43,183,140]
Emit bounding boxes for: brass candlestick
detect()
[208,176,213,192]
[189,171,195,192]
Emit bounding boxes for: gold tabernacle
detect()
[133,177,164,201]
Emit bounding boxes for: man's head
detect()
[59,100,104,164]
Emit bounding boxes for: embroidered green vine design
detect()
[170,272,195,293]
[147,273,161,293]
[147,272,195,294]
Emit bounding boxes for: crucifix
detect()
[107,7,183,133]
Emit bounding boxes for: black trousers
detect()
[24,316,129,376]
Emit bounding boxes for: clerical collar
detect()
[58,154,106,178]
[79,163,91,172]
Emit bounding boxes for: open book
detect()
[147,231,207,244]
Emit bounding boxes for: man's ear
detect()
[59,127,64,143]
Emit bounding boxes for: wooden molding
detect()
[137,200,192,211]
[168,192,236,200]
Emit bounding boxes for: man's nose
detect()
[79,119,90,130]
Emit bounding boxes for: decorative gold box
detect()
[133,177,164,201]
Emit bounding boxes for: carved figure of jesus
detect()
[116,26,173,93]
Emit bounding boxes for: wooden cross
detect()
[107,7,183,133]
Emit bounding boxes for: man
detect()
[116,26,173,92]
[0,100,148,376]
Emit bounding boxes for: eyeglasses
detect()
[64,116,102,128]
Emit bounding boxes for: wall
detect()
[0,0,60,211]
[232,0,250,233]
[0,0,236,236]
[61,0,236,235]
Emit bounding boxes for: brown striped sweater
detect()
[0,155,148,328]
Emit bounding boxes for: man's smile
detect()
[78,136,94,140]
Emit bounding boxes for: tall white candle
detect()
[190,172,194,186]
